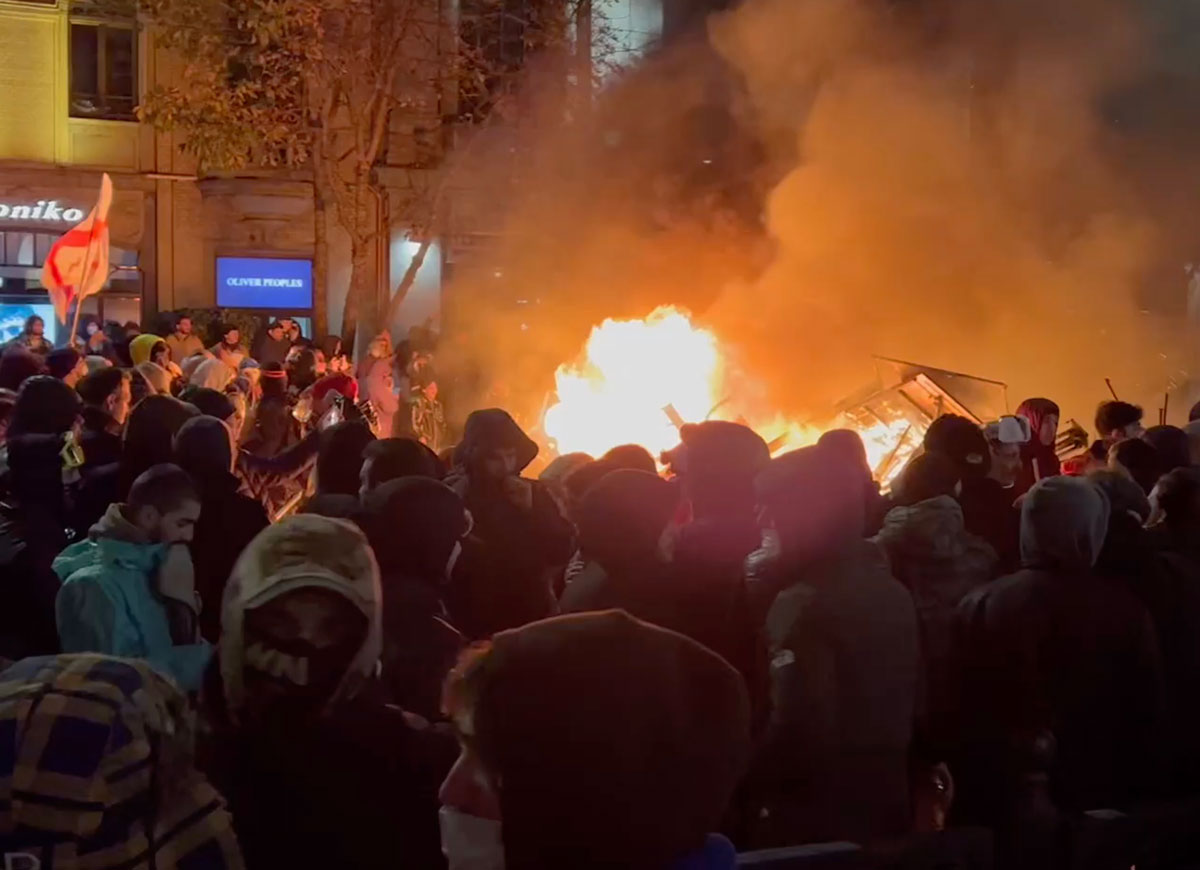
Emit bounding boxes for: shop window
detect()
[70,22,137,121]
[458,0,529,122]
[35,233,54,265]
[6,233,35,267]
[111,245,137,267]
[0,233,130,269]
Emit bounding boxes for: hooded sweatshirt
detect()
[874,495,996,727]
[753,446,919,846]
[0,654,243,870]
[134,360,172,395]
[205,514,453,870]
[956,476,1163,815]
[560,469,677,630]
[1015,398,1062,495]
[446,409,574,638]
[190,357,237,392]
[470,611,751,870]
[174,416,270,642]
[53,503,212,691]
[657,423,770,719]
[360,477,466,719]
[559,469,766,715]
[0,434,73,659]
[128,333,164,367]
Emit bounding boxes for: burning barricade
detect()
[540,307,1014,486]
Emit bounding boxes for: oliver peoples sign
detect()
[0,201,85,223]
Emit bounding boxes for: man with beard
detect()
[165,313,205,363]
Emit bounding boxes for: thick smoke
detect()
[446,0,1200,433]
[706,0,1195,424]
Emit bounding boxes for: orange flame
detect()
[542,306,918,482]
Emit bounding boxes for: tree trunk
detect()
[341,171,378,359]
[341,234,372,356]
[383,236,433,326]
[312,180,329,337]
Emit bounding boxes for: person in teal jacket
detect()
[54,463,212,691]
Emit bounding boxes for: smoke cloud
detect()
[446,0,1200,434]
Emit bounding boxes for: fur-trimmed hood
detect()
[220,514,382,721]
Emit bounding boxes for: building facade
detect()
[0,0,447,345]
[0,0,667,346]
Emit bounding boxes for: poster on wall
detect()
[0,303,58,345]
[217,257,313,309]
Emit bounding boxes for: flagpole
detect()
[67,220,99,349]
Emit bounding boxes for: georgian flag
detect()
[41,173,113,324]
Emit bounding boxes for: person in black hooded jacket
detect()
[359,477,468,719]
[1145,466,1200,794]
[445,409,574,639]
[660,421,770,721]
[925,414,1020,571]
[752,444,919,846]
[173,415,269,642]
[956,477,1163,819]
[0,376,83,659]
[201,515,456,870]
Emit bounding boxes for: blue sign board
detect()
[216,257,313,309]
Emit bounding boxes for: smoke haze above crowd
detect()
[446,0,1200,431]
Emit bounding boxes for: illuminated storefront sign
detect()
[216,256,313,309]
[0,201,85,223]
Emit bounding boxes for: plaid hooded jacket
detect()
[0,654,243,870]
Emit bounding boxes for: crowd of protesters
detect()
[5,311,1200,869]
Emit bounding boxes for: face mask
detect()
[243,637,353,719]
[439,807,504,870]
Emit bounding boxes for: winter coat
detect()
[1017,442,1062,497]
[959,477,1021,572]
[359,478,468,720]
[251,332,292,367]
[445,410,574,638]
[377,574,463,720]
[79,405,122,471]
[0,654,243,870]
[874,495,996,727]
[53,504,212,690]
[204,514,455,870]
[474,611,750,870]
[0,501,61,661]
[955,477,1163,816]
[165,331,205,364]
[190,470,270,643]
[756,537,920,844]
[667,516,769,725]
[0,434,75,660]
[203,679,455,870]
[1144,526,1200,794]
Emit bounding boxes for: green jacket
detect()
[53,505,211,690]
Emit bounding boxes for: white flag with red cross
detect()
[41,173,113,325]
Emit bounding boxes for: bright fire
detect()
[542,306,919,482]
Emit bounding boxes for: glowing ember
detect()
[542,306,920,483]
